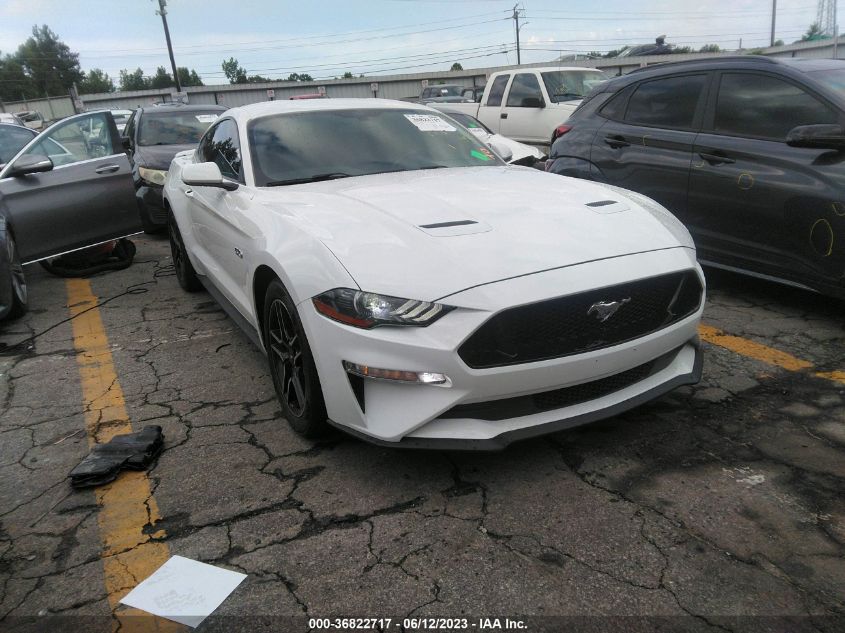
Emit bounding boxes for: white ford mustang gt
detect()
[163,99,704,450]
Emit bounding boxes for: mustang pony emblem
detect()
[587,298,631,323]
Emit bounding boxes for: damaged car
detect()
[163,100,704,449]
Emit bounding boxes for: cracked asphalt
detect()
[0,235,843,632]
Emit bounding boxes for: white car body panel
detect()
[164,98,704,449]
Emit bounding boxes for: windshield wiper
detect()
[416,165,449,170]
[266,173,352,186]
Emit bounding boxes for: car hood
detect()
[256,166,692,302]
[135,144,196,170]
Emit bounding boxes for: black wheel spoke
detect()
[268,297,307,418]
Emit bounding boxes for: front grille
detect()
[442,347,678,422]
[458,270,701,369]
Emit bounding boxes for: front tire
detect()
[3,233,27,320]
[263,280,328,438]
[168,213,202,292]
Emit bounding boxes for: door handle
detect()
[95,164,120,174]
[698,151,735,165]
[500,112,508,119]
[604,135,630,149]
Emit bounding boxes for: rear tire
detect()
[4,233,27,320]
[263,280,328,438]
[168,213,202,292]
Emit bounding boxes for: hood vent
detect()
[419,220,478,229]
[584,199,629,214]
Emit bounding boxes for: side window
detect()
[714,73,837,140]
[486,75,510,107]
[207,119,243,182]
[625,74,706,129]
[23,112,111,167]
[506,73,544,107]
[599,85,633,121]
[124,110,137,140]
[197,122,217,163]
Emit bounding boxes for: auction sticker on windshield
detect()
[195,114,219,123]
[404,114,456,132]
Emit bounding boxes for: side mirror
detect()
[8,154,53,177]
[181,161,238,191]
[487,138,514,163]
[786,124,845,150]
[521,96,545,108]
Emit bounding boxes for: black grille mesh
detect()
[442,347,678,422]
[458,270,701,369]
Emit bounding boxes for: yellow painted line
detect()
[698,324,845,385]
[67,278,181,633]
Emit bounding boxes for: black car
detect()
[123,104,226,231]
[547,56,845,299]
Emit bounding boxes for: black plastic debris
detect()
[41,238,136,278]
[69,425,164,489]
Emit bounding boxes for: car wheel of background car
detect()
[141,208,164,235]
[263,280,328,438]
[168,214,202,292]
[5,233,27,319]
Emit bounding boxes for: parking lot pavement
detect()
[0,235,843,631]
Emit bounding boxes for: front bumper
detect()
[299,247,704,450]
[136,184,167,227]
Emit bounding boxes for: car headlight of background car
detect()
[312,288,453,329]
[138,167,167,187]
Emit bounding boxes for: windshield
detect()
[248,108,503,187]
[138,110,220,146]
[444,111,493,135]
[430,85,462,97]
[811,69,845,100]
[541,70,609,102]
[0,125,35,163]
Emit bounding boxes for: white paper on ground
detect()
[120,555,247,628]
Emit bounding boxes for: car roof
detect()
[226,98,437,123]
[0,121,33,131]
[618,55,845,81]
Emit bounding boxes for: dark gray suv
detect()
[546,57,845,299]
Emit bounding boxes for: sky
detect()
[0,0,827,85]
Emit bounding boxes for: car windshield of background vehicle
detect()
[0,125,35,163]
[249,108,503,187]
[444,111,494,135]
[137,111,220,146]
[542,71,609,103]
[810,69,845,100]
[430,86,462,97]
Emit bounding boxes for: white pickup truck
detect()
[441,66,608,146]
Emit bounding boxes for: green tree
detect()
[773,39,785,46]
[698,44,721,53]
[150,66,174,89]
[450,62,463,71]
[14,25,82,97]
[342,71,353,79]
[604,46,629,58]
[801,23,826,41]
[222,57,247,84]
[119,68,149,91]
[0,53,31,101]
[177,67,204,87]
[78,68,114,94]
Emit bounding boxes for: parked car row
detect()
[1,56,844,448]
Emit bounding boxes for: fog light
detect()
[342,361,450,385]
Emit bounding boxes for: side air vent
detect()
[585,200,616,207]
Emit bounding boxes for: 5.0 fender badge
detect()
[587,298,631,322]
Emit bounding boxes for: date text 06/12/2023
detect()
[308,617,528,630]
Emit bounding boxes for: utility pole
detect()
[770,0,777,46]
[154,0,181,92]
[834,0,839,59]
[513,4,522,65]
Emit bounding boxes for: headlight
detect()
[139,167,167,186]
[312,288,453,329]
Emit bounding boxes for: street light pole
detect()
[770,0,777,47]
[155,0,181,92]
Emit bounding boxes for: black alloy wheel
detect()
[263,280,328,437]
